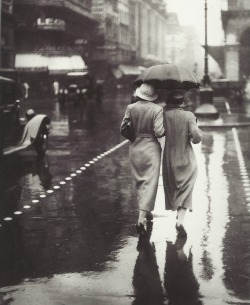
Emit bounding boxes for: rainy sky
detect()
[166,0,227,45]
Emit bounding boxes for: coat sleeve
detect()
[153,108,165,138]
[120,106,130,134]
[188,113,202,144]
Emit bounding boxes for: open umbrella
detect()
[134,63,201,90]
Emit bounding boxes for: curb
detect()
[198,122,250,129]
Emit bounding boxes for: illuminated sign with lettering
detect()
[37,18,66,31]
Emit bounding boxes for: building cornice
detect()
[137,0,167,19]
[221,10,250,31]
[14,0,98,23]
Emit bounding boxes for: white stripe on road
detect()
[225,100,250,206]
[225,101,232,115]
[232,127,250,205]
[0,140,129,228]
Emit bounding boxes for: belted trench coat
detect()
[121,100,164,212]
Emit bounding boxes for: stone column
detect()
[224,44,240,81]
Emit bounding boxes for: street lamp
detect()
[195,0,219,120]
[203,0,210,86]
[0,0,2,68]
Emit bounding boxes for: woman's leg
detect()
[176,207,187,237]
[136,210,147,236]
[146,211,153,222]
[177,207,186,226]
[138,210,147,225]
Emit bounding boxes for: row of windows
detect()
[69,0,91,9]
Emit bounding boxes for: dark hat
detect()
[168,89,187,104]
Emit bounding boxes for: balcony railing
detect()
[14,0,91,12]
[14,0,96,21]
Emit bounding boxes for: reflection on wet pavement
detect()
[1,93,250,304]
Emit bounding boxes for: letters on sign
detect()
[37,18,66,31]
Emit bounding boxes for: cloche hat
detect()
[135,83,158,102]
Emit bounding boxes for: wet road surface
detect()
[0,93,250,304]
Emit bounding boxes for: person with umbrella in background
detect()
[162,89,202,237]
[120,83,165,236]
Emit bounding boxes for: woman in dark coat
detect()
[162,89,202,237]
[121,83,164,235]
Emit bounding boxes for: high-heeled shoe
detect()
[135,223,147,236]
[175,223,187,238]
[146,220,153,236]
[146,212,153,222]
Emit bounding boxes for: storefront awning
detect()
[15,54,87,74]
[207,46,224,72]
[112,65,145,79]
[15,54,48,71]
[119,65,144,76]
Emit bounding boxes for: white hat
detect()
[135,83,158,101]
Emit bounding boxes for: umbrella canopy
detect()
[134,63,201,90]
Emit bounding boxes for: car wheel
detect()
[34,130,48,156]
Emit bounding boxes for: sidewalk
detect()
[197,96,250,128]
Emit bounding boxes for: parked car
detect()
[58,71,91,105]
[0,76,50,156]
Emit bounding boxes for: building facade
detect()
[1,0,15,68]
[91,0,119,63]
[13,0,98,74]
[3,0,170,87]
[165,13,184,64]
[222,0,250,80]
[91,0,168,80]
[134,0,167,66]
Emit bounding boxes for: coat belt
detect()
[135,133,156,138]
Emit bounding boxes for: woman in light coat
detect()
[121,83,164,235]
[162,89,202,237]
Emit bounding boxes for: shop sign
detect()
[37,18,66,31]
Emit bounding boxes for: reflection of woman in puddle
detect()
[132,225,165,305]
[164,237,202,305]
[132,223,164,305]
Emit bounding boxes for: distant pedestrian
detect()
[53,81,59,95]
[120,83,164,236]
[162,89,202,237]
[23,82,29,99]
[95,80,103,104]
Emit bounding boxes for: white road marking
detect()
[14,211,22,215]
[4,217,12,221]
[225,100,232,115]
[1,141,130,225]
[226,99,250,206]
